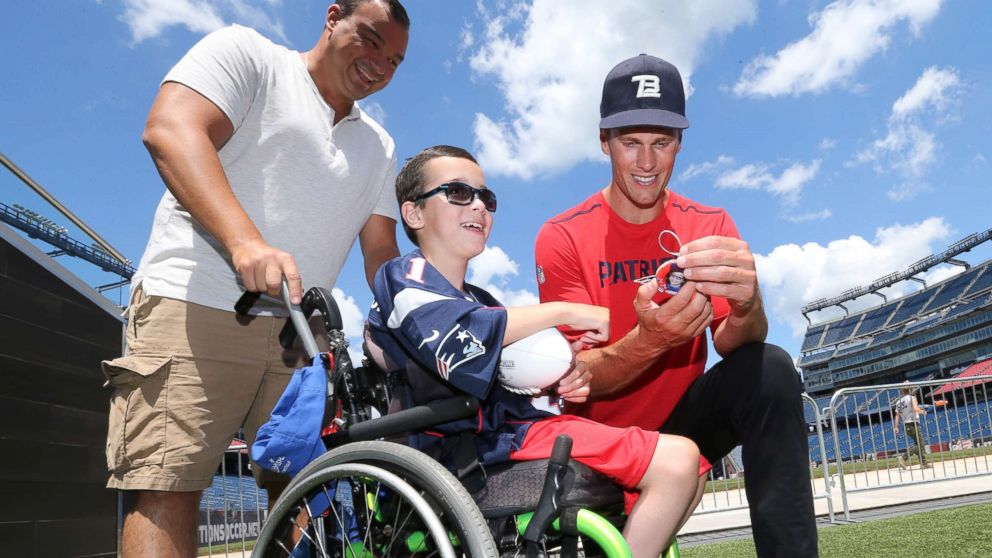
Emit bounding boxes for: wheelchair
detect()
[247,286,681,558]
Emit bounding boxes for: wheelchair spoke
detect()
[256,444,495,557]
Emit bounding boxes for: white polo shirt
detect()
[133,25,398,315]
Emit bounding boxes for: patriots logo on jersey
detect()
[434,326,486,379]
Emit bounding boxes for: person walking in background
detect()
[894,384,930,469]
[103,2,409,556]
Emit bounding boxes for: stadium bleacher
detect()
[801,260,992,357]
[921,265,985,313]
[888,290,935,328]
[943,293,991,322]
[835,340,871,357]
[902,313,943,336]
[809,398,992,464]
[201,475,268,512]
[930,359,992,397]
[964,266,992,297]
[853,305,897,337]
[870,328,903,346]
[821,315,862,346]
[801,324,827,352]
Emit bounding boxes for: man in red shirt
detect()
[535,54,817,557]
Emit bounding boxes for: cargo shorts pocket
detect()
[103,354,172,473]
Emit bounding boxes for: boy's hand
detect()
[555,359,592,403]
[563,303,609,345]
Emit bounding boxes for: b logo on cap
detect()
[632,75,661,98]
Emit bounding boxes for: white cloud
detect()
[715,163,771,190]
[468,245,540,307]
[680,155,735,181]
[852,66,961,200]
[681,156,821,205]
[360,101,387,125]
[733,0,944,97]
[886,181,932,201]
[120,0,286,44]
[784,209,832,223]
[468,0,757,178]
[819,138,837,150]
[769,160,822,198]
[755,217,952,336]
[331,287,368,365]
[713,159,821,204]
[891,65,962,118]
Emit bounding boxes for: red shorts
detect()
[510,415,659,513]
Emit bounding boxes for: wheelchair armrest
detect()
[324,395,480,445]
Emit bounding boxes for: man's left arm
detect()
[677,235,768,357]
[359,214,400,289]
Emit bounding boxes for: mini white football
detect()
[498,327,573,392]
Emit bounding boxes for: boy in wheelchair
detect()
[366,145,702,557]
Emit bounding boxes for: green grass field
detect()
[680,502,992,558]
[703,445,992,493]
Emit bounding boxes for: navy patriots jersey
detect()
[368,251,554,466]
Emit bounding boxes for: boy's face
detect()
[405,156,493,261]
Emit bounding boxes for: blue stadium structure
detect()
[799,229,992,396]
[797,230,992,465]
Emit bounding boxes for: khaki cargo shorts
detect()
[103,285,325,492]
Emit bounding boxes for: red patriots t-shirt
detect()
[535,190,740,431]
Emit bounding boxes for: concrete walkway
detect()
[680,455,992,536]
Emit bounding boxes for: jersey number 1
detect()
[405,257,427,283]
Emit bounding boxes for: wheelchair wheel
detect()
[254,462,456,557]
[303,441,497,557]
[256,441,497,557]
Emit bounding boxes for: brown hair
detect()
[395,145,478,246]
[334,0,410,28]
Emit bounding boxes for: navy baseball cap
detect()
[599,54,689,130]
[251,355,327,477]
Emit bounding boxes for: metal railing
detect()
[825,376,992,520]
[197,443,268,557]
[692,394,835,523]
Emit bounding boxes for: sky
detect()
[2,0,990,368]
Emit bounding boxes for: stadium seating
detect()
[852,305,897,337]
[963,266,992,297]
[921,266,986,313]
[943,293,991,322]
[801,324,827,351]
[200,475,268,512]
[808,396,991,464]
[887,290,935,329]
[801,261,992,356]
[821,315,862,346]
[902,313,943,336]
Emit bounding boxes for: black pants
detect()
[660,343,818,558]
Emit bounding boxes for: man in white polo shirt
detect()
[102,1,409,556]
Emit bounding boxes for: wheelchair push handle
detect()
[234,280,344,360]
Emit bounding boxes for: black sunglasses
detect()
[414,181,497,212]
